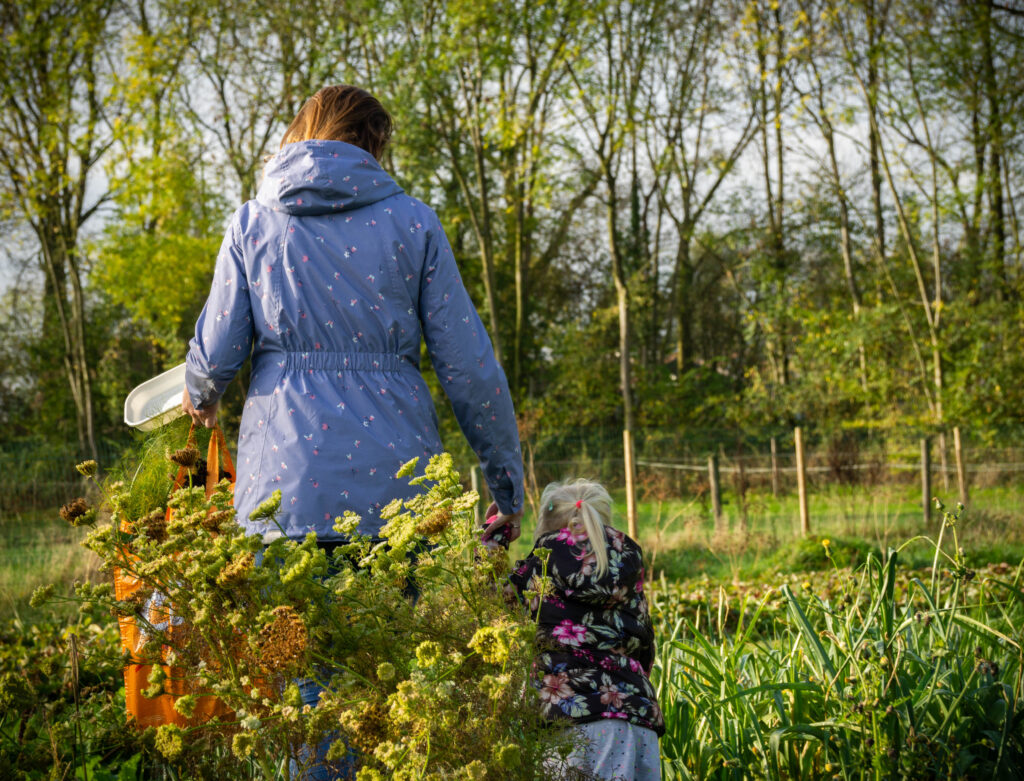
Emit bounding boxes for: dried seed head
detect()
[60,498,91,526]
[138,508,168,542]
[339,700,389,753]
[216,553,254,587]
[202,508,233,533]
[169,446,200,469]
[415,507,452,536]
[257,606,307,672]
[481,543,510,576]
[75,460,98,477]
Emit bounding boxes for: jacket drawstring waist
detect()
[255,350,415,373]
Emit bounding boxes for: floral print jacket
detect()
[508,525,664,736]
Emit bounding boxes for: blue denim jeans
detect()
[258,536,429,779]
[290,675,356,780]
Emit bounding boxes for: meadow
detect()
[7,478,1023,623]
[1,461,1022,779]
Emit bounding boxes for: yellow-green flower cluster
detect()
[37,450,550,778]
[154,724,184,761]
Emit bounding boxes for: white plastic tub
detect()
[124,363,188,431]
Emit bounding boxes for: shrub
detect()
[31,446,570,779]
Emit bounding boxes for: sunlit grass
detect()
[509,481,1024,579]
[0,509,101,623]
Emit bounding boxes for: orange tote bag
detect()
[114,424,236,727]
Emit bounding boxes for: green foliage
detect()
[27,446,571,779]
[95,150,228,360]
[523,309,621,434]
[650,506,1024,779]
[5,0,1024,465]
[0,610,151,778]
[101,416,193,525]
[768,535,875,572]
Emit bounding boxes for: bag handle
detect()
[205,425,236,495]
[170,422,235,496]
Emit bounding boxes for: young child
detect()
[504,479,663,781]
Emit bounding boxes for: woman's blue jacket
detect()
[185,140,523,539]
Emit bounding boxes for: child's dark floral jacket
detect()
[508,525,665,736]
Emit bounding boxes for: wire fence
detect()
[3,426,1024,517]
[0,438,126,515]
[507,426,1024,525]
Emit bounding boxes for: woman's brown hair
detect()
[280,85,393,159]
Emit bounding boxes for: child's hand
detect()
[480,502,522,547]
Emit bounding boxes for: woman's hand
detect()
[182,387,219,428]
[480,501,523,545]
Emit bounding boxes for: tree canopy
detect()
[2,0,1023,461]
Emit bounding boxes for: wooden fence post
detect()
[921,437,932,525]
[736,448,748,533]
[938,431,950,492]
[795,426,810,536]
[470,465,482,527]
[953,426,968,506]
[708,453,722,531]
[770,436,780,496]
[623,429,638,539]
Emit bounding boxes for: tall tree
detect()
[0,0,121,458]
[646,0,759,374]
[736,0,797,397]
[566,0,664,535]
[833,1,946,428]
[98,0,228,360]
[381,0,593,384]
[791,0,869,391]
[180,0,356,201]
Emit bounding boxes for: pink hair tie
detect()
[575,499,583,509]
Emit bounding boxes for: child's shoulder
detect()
[532,524,642,549]
[603,524,643,551]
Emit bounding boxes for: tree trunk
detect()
[37,227,97,459]
[867,0,886,260]
[980,0,1008,297]
[471,139,504,366]
[868,93,945,431]
[607,189,637,537]
[773,2,788,386]
[825,121,867,391]
[673,232,692,373]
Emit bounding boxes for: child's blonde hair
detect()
[534,479,613,577]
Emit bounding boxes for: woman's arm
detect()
[418,211,525,528]
[184,210,254,421]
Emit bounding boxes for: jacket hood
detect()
[256,140,403,215]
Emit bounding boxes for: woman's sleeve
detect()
[419,211,524,514]
[185,211,253,409]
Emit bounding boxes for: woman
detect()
[182,85,523,545]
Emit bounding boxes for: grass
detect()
[0,418,199,624]
[6,475,1022,624]
[646,530,1024,778]
[508,481,1024,581]
[0,508,101,624]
